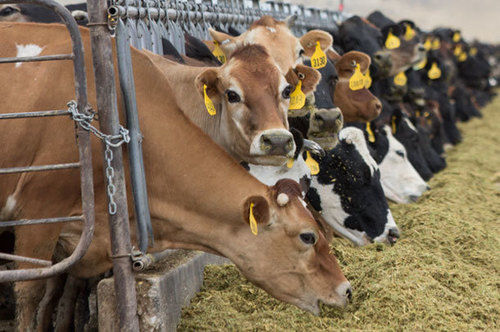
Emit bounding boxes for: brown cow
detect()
[0,22,351,329]
[329,50,383,122]
[145,45,320,166]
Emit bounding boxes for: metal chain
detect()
[68,100,130,215]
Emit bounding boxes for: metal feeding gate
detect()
[0,0,95,282]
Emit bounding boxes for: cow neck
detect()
[131,48,268,257]
[144,52,227,152]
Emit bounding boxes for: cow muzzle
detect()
[253,129,295,157]
[372,50,392,78]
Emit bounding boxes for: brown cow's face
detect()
[196,45,300,166]
[332,51,382,122]
[0,5,27,22]
[239,179,351,314]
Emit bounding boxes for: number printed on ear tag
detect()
[427,62,442,80]
[311,41,327,69]
[249,203,258,236]
[289,80,306,110]
[212,41,226,64]
[305,151,320,175]
[385,30,401,49]
[349,64,365,91]
[394,71,407,86]
[203,84,217,116]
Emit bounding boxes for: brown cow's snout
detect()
[371,98,382,116]
[260,132,294,156]
[334,281,353,307]
[313,108,343,132]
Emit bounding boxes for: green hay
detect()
[178,97,500,331]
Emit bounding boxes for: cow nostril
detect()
[374,54,383,60]
[409,195,419,202]
[346,287,352,301]
[388,227,400,245]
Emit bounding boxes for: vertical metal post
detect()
[86,0,140,331]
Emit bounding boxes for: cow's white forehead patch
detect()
[15,44,44,68]
[339,127,378,175]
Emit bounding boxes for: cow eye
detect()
[396,150,405,158]
[0,6,16,16]
[226,90,241,103]
[300,232,317,245]
[282,85,292,99]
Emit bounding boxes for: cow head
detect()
[195,44,309,166]
[331,51,382,122]
[307,128,400,246]
[374,125,429,203]
[390,108,434,181]
[336,16,393,78]
[236,179,351,313]
[209,16,332,74]
[287,61,344,150]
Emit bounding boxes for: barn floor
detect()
[178,96,500,331]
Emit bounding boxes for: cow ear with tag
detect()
[195,68,221,113]
[299,30,333,58]
[286,64,320,96]
[209,28,237,57]
[334,51,371,78]
[243,196,270,235]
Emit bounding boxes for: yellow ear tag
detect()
[203,84,217,116]
[458,51,467,62]
[349,64,365,91]
[394,71,407,86]
[415,110,421,117]
[431,38,440,50]
[424,38,432,51]
[249,203,258,236]
[311,41,327,69]
[366,122,376,143]
[452,31,461,43]
[364,68,372,89]
[469,47,478,56]
[212,41,226,64]
[453,45,462,57]
[391,116,397,134]
[385,30,401,50]
[414,56,427,71]
[427,62,441,80]
[305,151,320,175]
[404,25,415,41]
[289,80,306,110]
[286,158,294,168]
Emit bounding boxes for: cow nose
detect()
[314,108,342,132]
[260,133,294,155]
[335,281,352,305]
[388,227,400,244]
[371,99,382,115]
[409,195,419,202]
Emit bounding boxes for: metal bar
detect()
[0,163,80,174]
[87,0,140,330]
[0,109,70,119]
[0,253,52,266]
[0,0,95,283]
[115,19,153,253]
[0,54,74,64]
[0,216,83,227]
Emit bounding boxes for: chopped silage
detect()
[178,97,500,331]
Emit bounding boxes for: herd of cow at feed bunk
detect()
[0,1,499,330]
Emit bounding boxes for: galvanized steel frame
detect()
[0,0,95,282]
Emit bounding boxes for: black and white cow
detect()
[306,127,399,246]
[347,121,429,203]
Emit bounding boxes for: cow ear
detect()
[300,30,333,57]
[286,65,321,95]
[195,68,221,103]
[243,196,270,232]
[209,28,237,56]
[334,51,372,77]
